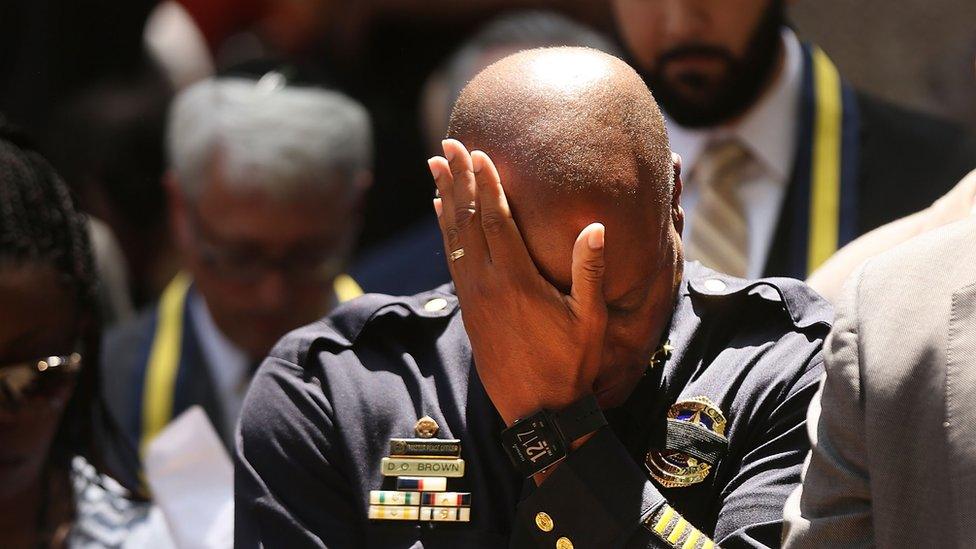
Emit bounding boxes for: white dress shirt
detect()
[667,28,803,278]
[189,292,250,440]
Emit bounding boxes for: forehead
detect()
[0,265,78,361]
[194,169,355,243]
[513,191,667,301]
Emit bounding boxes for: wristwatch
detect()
[500,394,607,478]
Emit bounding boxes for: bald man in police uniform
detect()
[235,48,830,548]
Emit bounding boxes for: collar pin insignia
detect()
[414,415,440,439]
[648,340,673,369]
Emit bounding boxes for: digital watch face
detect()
[501,412,566,477]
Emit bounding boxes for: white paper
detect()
[144,406,234,549]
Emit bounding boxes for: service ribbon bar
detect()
[381,457,465,478]
[420,506,471,522]
[369,490,420,506]
[368,505,420,521]
[421,492,471,507]
[396,476,448,492]
[389,438,462,458]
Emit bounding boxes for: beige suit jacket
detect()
[783,217,976,548]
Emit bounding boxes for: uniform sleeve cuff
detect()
[513,427,667,547]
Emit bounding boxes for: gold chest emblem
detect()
[646,396,728,488]
[414,415,440,439]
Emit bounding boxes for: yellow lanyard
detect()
[807,46,844,272]
[140,272,363,453]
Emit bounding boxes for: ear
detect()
[351,170,373,215]
[355,170,373,193]
[670,152,684,236]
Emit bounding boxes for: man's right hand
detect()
[428,139,609,428]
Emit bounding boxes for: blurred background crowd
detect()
[3,0,975,311]
[1,0,975,547]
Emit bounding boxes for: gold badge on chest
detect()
[646,396,728,489]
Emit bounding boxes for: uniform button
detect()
[704,279,727,292]
[535,512,554,532]
[424,297,448,312]
[556,537,574,549]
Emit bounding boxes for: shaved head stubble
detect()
[447,47,680,289]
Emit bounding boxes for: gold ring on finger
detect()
[449,248,465,262]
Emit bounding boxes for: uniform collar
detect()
[666,27,803,184]
[319,262,830,349]
[612,261,830,426]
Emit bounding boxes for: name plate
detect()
[369,490,420,506]
[381,457,465,478]
[421,492,471,507]
[420,506,471,522]
[396,476,447,492]
[368,505,420,521]
[390,438,462,458]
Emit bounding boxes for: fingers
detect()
[569,223,607,316]
[430,156,459,254]
[442,139,489,263]
[442,139,477,223]
[428,141,491,288]
[472,150,532,267]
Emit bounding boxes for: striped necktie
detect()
[684,139,751,278]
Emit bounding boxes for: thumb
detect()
[570,222,606,314]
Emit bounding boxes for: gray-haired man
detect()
[98,73,373,494]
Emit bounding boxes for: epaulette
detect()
[685,265,832,331]
[267,283,459,366]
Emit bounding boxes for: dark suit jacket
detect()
[784,217,976,547]
[764,93,976,275]
[96,297,228,494]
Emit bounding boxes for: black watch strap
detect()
[553,394,607,443]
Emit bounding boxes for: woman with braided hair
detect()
[0,120,116,548]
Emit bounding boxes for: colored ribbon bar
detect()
[419,506,471,522]
[420,492,471,507]
[396,476,448,492]
[368,505,421,521]
[369,490,420,506]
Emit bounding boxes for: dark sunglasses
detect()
[0,353,82,411]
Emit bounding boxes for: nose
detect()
[661,0,709,44]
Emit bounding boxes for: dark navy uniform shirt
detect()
[234,262,831,548]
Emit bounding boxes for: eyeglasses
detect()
[185,206,350,286]
[0,353,82,411]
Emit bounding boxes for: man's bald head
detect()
[448,47,673,208]
[444,48,683,403]
[447,47,679,294]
